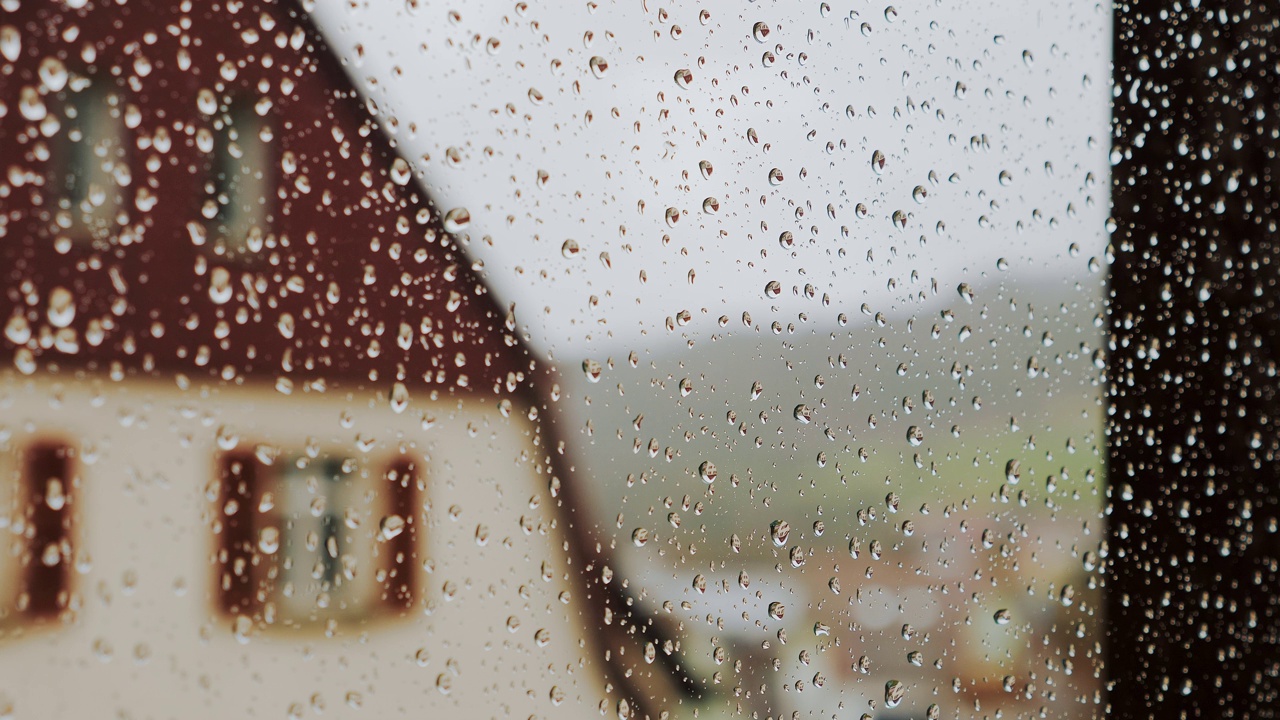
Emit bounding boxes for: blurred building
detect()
[0,1,693,717]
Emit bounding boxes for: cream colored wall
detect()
[0,372,610,718]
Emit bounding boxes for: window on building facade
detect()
[215,449,418,627]
[210,105,271,257]
[52,83,125,247]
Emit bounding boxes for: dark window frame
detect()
[214,448,420,626]
[1107,1,1280,714]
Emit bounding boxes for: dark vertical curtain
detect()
[1109,1,1280,715]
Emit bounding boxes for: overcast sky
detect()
[309,0,1110,360]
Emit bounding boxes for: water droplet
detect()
[956,282,974,304]
[764,280,782,298]
[561,239,582,258]
[769,520,791,546]
[768,601,785,620]
[789,546,805,568]
[442,207,471,233]
[632,527,650,547]
[5,315,31,345]
[871,149,886,175]
[18,86,46,122]
[232,614,254,644]
[390,157,412,185]
[793,404,813,424]
[752,21,770,42]
[47,287,76,328]
[1083,551,1099,571]
[589,56,609,78]
[885,679,906,707]
[204,267,237,306]
[698,461,717,484]
[1005,459,1021,484]
[0,25,21,63]
[673,68,693,89]
[582,359,603,383]
[768,168,784,185]
[258,527,279,554]
[994,608,1012,625]
[692,574,707,593]
[379,514,406,541]
[38,57,68,93]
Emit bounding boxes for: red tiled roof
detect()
[0,0,530,397]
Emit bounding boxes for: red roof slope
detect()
[0,0,528,396]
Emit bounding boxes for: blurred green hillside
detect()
[552,272,1108,719]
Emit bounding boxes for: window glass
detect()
[211,105,271,256]
[277,457,357,618]
[54,83,125,247]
